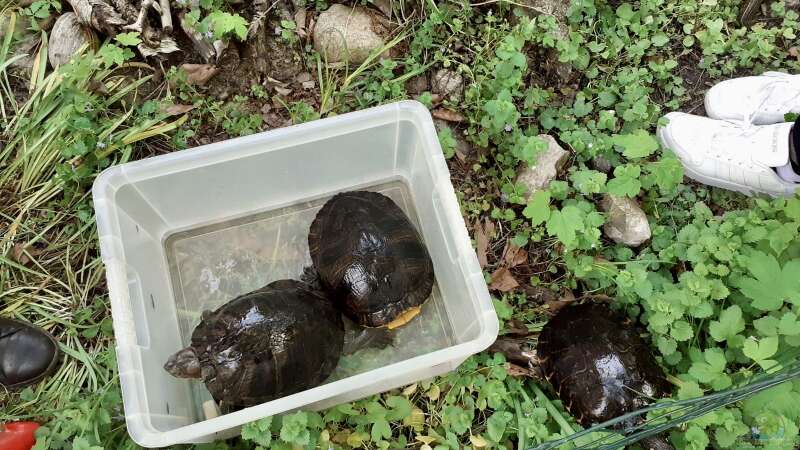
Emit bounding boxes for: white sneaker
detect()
[657,112,797,197]
[705,72,800,125]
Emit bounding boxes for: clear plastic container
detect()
[92,101,498,447]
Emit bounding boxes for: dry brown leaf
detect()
[489,267,519,292]
[475,219,489,269]
[294,9,307,37]
[431,108,465,122]
[505,318,530,337]
[790,47,799,60]
[182,63,219,86]
[545,299,574,314]
[501,241,528,268]
[274,86,292,96]
[11,243,30,266]
[161,103,197,116]
[505,362,536,378]
[10,243,41,266]
[522,285,557,303]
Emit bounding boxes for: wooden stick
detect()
[159,0,173,33]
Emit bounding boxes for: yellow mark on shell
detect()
[386,306,422,329]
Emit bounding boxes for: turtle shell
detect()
[308,190,434,328]
[190,279,344,412]
[536,303,670,427]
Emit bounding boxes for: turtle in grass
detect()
[306,190,435,329]
[164,279,344,412]
[492,302,674,450]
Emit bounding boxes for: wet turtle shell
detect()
[164,279,344,412]
[536,303,671,427]
[308,190,434,328]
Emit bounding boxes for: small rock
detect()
[431,69,464,102]
[405,73,429,95]
[514,0,569,20]
[49,13,94,67]
[515,135,570,199]
[591,154,613,174]
[313,4,386,64]
[600,194,651,247]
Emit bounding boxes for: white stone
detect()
[515,134,570,199]
[600,194,652,247]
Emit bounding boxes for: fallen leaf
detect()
[301,80,316,89]
[505,319,530,337]
[161,103,197,116]
[522,285,557,303]
[432,108,465,122]
[294,9,307,37]
[475,219,489,269]
[546,299,574,314]
[10,243,41,266]
[489,267,519,292]
[402,383,417,396]
[426,384,440,401]
[790,47,799,60]
[470,435,488,448]
[274,86,292,96]
[262,112,290,128]
[11,243,30,265]
[416,435,437,446]
[182,63,219,86]
[501,241,528,268]
[506,362,536,378]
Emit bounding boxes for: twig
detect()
[125,0,155,32]
[158,0,173,33]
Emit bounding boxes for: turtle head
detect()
[164,347,201,378]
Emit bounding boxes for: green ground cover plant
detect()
[1,0,800,448]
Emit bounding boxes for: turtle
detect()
[164,279,344,412]
[491,302,674,450]
[307,190,435,329]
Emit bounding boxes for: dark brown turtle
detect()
[536,303,674,450]
[307,190,434,329]
[164,279,344,412]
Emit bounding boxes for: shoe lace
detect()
[746,78,800,125]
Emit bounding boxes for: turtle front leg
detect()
[488,336,544,380]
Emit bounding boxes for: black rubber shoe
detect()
[0,318,60,390]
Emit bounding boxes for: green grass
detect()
[2,1,800,449]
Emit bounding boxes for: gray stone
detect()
[431,69,463,102]
[49,13,93,67]
[405,73,429,95]
[591,154,613,174]
[313,4,386,64]
[600,195,651,247]
[515,0,569,20]
[515,134,570,199]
